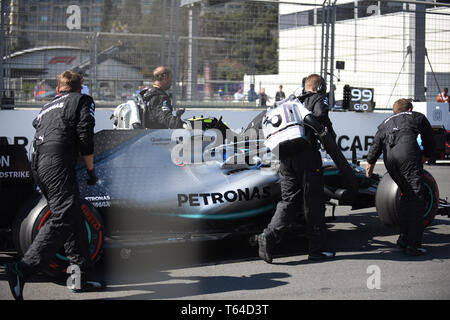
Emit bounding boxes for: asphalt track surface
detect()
[1,162,449,302]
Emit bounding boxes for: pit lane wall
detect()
[0,102,448,160]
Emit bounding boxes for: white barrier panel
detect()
[0,109,390,160]
[0,109,114,155]
[328,111,391,159]
[1,106,447,160]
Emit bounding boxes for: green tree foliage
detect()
[217,59,247,81]
[199,2,279,79]
[99,0,190,77]
[99,1,278,81]
[100,0,170,78]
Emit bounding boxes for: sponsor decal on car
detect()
[177,186,271,207]
[84,195,111,208]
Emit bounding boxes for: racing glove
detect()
[86,168,98,185]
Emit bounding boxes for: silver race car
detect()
[1,102,448,277]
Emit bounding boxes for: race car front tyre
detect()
[375,170,439,230]
[12,194,104,278]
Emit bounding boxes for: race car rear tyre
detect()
[12,194,104,278]
[375,170,439,230]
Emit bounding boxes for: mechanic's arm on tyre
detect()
[366,128,384,163]
[365,162,375,177]
[76,95,96,156]
[366,128,384,177]
[76,95,97,184]
[84,154,98,185]
[419,116,436,159]
[83,154,94,171]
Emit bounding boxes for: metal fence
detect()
[1,0,450,110]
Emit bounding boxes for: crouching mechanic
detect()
[366,98,435,256]
[4,70,102,300]
[139,65,185,129]
[257,74,336,263]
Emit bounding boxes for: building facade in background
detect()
[246,0,450,108]
[2,0,450,107]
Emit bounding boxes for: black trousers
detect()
[385,140,425,247]
[264,142,327,254]
[20,152,91,277]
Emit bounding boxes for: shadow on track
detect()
[1,209,448,299]
[272,210,450,266]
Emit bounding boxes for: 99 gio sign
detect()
[349,87,374,112]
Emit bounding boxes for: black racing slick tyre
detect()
[375,170,439,230]
[12,194,104,278]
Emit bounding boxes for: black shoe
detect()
[71,280,105,293]
[308,251,336,261]
[257,233,273,264]
[396,234,407,249]
[4,263,25,300]
[405,246,427,256]
[397,237,406,249]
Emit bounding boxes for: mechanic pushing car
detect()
[366,98,435,256]
[4,71,102,300]
[258,74,336,263]
[139,65,185,129]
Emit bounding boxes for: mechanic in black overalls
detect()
[366,98,435,256]
[4,71,101,300]
[139,66,185,129]
[258,74,336,263]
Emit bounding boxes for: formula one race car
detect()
[1,114,448,277]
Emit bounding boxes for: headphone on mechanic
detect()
[301,75,327,95]
[316,76,327,95]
